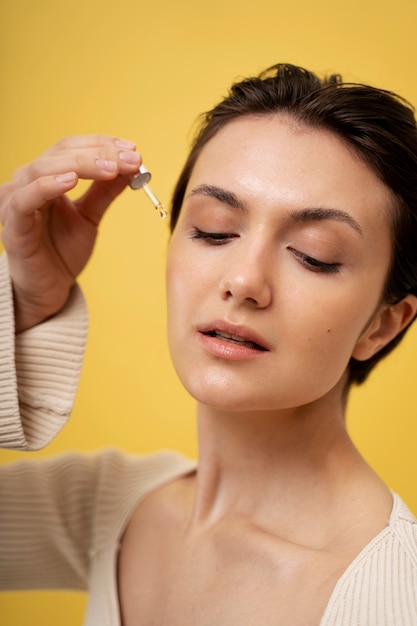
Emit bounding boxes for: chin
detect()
[178,367,347,415]
[180,375,295,413]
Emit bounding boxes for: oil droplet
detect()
[156,205,168,219]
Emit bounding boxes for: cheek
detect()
[165,243,204,346]
[166,253,195,316]
[166,235,217,313]
[165,261,186,380]
[165,252,205,396]
[310,325,355,371]
[165,255,183,337]
[291,290,374,369]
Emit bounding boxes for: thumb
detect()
[75,176,128,226]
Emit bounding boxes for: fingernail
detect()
[119,151,141,164]
[56,172,77,184]
[115,138,136,150]
[96,159,117,172]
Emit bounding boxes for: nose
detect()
[218,243,273,309]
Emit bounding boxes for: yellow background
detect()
[1,0,417,623]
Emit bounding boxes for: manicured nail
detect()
[119,151,141,164]
[56,172,77,184]
[115,138,136,150]
[96,159,117,172]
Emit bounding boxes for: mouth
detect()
[198,320,270,353]
[203,330,267,351]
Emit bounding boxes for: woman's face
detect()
[166,115,393,412]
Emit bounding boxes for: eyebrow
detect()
[189,184,246,211]
[189,183,364,236]
[289,207,364,236]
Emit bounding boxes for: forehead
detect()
[187,115,394,233]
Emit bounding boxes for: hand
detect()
[0,135,142,332]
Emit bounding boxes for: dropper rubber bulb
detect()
[126,165,167,219]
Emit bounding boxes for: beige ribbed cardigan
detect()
[0,254,416,625]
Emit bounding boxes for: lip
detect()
[197,320,270,361]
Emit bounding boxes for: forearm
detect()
[0,253,88,450]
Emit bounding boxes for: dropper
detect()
[127,165,168,219]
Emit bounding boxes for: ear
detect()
[352,295,417,361]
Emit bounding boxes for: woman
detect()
[1,64,417,625]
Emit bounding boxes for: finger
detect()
[42,135,136,157]
[5,172,78,220]
[75,176,128,226]
[0,182,14,219]
[1,172,79,252]
[17,149,142,187]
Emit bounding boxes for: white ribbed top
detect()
[1,450,416,626]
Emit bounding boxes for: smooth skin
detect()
[1,121,416,625]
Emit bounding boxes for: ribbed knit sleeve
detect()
[0,451,101,590]
[0,449,196,599]
[0,253,88,450]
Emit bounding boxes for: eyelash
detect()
[190,229,341,274]
[288,247,341,274]
[190,227,235,245]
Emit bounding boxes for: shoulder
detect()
[388,492,417,567]
[321,493,417,625]
[117,455,197,596]
[117,449,197,532]
[92,447,196,505]
[89,448,197,548]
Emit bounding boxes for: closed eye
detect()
[289,247,341,274]
[190,227,237,245]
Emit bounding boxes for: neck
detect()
[190,385,376,537]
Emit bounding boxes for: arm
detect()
[0,135,141,449]
[0,451,101,590]
[0,253,88,449]
[0,449,197,591]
